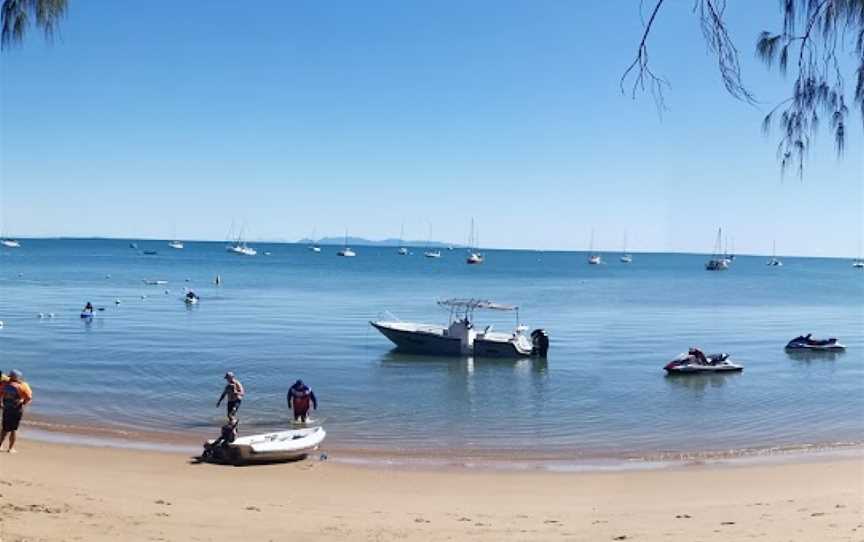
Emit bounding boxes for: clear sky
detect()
[1,1,861,256]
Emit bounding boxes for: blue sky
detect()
[1,1,861,256]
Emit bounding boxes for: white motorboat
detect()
[1,239,21,248]
[168,240,184,250]
[310,245,322,253]
[425,249,442,258]
[705,228,729,270]
[664,352,742,374]
[371,298,549,358]
[204,426,326,465]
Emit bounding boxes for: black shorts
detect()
[226,400,241,416]
[2,407,23,432]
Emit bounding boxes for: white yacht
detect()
[397,224,409,255]
[370,299,549,358]
[0,239,21,248]
[423,223,441,258]
[168,240,184,250]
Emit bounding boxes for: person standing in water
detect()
[287,379,317,422]
[216,372,244,417]
[0,370,33,454]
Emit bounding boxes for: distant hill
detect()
[298,237,460,248]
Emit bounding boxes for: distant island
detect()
[298,237,460,248]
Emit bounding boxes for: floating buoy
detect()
[164,289,170,295]
[141,295,147,299]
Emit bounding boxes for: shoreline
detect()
[21,413,864,473]
[2,439,862,541]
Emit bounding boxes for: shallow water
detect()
[1,239,862,458]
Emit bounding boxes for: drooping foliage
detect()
[623,0,864,177]
[1,0,68,50]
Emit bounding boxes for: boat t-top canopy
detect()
[437,298,518,311]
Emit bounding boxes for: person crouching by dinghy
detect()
[287,379,317,423]
[217,372,244,418]
[202,416,238,460]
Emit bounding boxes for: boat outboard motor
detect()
[530,329,549,357]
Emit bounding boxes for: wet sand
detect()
[1,440,862,541]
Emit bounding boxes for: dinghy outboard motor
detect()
[530,329,549,357]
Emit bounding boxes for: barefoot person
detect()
[287,379,317,422]
[0,370,33,453]
[216,372,244,418]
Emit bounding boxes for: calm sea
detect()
[1,239,862,461]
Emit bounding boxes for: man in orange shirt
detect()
[0,370,33,454]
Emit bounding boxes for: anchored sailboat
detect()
[620,232,632,264]
[766,240,782,267]
[337,229,356,257]
[466,218,483,264]
[705,228,729,270]
[398,223,409,255]
[424,223,441,258]
[226,223,257,256]
[587,229,602,265]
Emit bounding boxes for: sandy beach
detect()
[0,440,861,542]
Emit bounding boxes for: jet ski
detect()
[664,352,742,374]
[785,335,846,351]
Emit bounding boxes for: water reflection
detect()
[784,349,845,363]
[663,372,740,393]
[379,351,548,373]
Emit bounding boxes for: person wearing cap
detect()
[0,370,33,453]
[216,372,244,418]
[287,379,317,422]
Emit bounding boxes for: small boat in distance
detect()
[705,228,729,271]
[854,242,864,268]
[619,232,632,263]
[226,225,256,256]
[587,229,602,265]
[168,240,184,250]
[0,238,21,248]
[397,224,409,255]
[370,298,549,358]
[466,218,484,264]
[424,223,441,258]
[766,240,782,266]
[142,249,158,256]
[337,229,356,257]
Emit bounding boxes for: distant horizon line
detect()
[2,235,860,260]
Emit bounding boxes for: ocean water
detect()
[1,239,862,460]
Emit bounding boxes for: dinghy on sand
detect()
[203,426,326,465]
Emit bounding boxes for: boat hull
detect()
[206,427,326,465]
[370,321,462,355]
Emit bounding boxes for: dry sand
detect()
[0,440,862,541]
